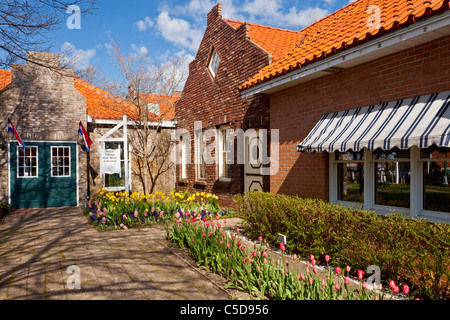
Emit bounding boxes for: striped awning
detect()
[297,91,450,153]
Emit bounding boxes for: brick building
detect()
[240,0,450,222]
[0,51,177,209]
[174,3,304,208]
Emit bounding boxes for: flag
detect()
[78,122,93,152]
[7,118,26,149]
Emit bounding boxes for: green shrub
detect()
[233,191,450,300]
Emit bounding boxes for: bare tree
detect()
[0,0,99,69]
[106,43,188,194]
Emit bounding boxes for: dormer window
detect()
[208,49,220,78]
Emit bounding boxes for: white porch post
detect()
[123,116,129,192]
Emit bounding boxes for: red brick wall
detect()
[270,35,450,199]
[175,4,271,209]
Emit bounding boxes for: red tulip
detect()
[403,285,410,295]
[335,283,340,291]
[252,252,257,257]
[325,255,330,262]
[313,267,317,274]
[336,267,341,275]
[258,236,263,242]
[344,276,350,285]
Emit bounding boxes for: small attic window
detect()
[208,49,220,78]
[147,103,160,116]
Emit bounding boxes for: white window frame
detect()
[218,126,231,180]
[180,135,188,180]
[17,146,38,179]
[103,142,132,192]
[330,146,450,223]
[196,129,206,180]
[208,49,220,78]
[50,146,71,178]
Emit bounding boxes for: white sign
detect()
[100,148,121,177]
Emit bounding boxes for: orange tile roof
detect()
[0,70,11,91]
[224,19,305,62]
[240,0,450,91]
[138,93,179,121]
[0,69,177,122]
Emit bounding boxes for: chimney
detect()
[27,51,60,69]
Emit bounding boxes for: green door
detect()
[10,142,77,209]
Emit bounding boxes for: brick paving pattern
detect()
[0,207,229,300]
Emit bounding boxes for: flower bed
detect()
[165,214,413,300]
[233,191,450,300]
[85,189,232,230]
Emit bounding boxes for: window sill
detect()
[215,178,232,188]
[195,180,207,186]
[178,179,189,186]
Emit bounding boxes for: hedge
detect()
[233,191,450,300]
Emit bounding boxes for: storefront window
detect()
[336,151,364,203]
[373,148,410,209]
[421,146,450,213]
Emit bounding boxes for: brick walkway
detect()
[0,207,230,300]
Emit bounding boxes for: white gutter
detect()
[241,10,450,98]
[87,114,177,128]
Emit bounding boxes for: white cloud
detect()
[60,42,96,70]
[131,43,149,56]
[135,16,154,31]
[156,11,204,52]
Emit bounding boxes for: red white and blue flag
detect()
[7,118,26,149]
[78,121,93,152]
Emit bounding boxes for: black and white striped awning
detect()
[297,91,450,153]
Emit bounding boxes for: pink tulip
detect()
[322,279,326,287]
[403,285,410,295]
[313,267,317,274]
[264,258,268,264]
[237,241,241,247]
[325,255,330,262]
[306,262,310,268]
[309,278,313,285]
[252,252,257,257]
[362,282,368,290]
[208,233,212,237]
[236,228,240,235]
[226,243,230,249]
[336,267,341,275]
[344,276,350,285]
[394,286,399,293]
[311,259,316,266]
[357,269,365,280]
[202,232,206,238]
[257,266,261,272]
[231,269,234,275]
[262,251,267,257]
[243,258,247,264]
[220,240,223,245]
[389,280,396,289]
[258,236,263,242]
[300,273,305,280]
[192,238,195,243]
[310,254,315,261]
[240,246,245,251]
[293,254,297,260]
[249,259,253,264]
[335,283,340,291]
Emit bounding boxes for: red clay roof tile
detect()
[240,0,449,91]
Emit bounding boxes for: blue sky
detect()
[51,0,351,85]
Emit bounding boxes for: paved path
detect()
[0,207,230,300]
